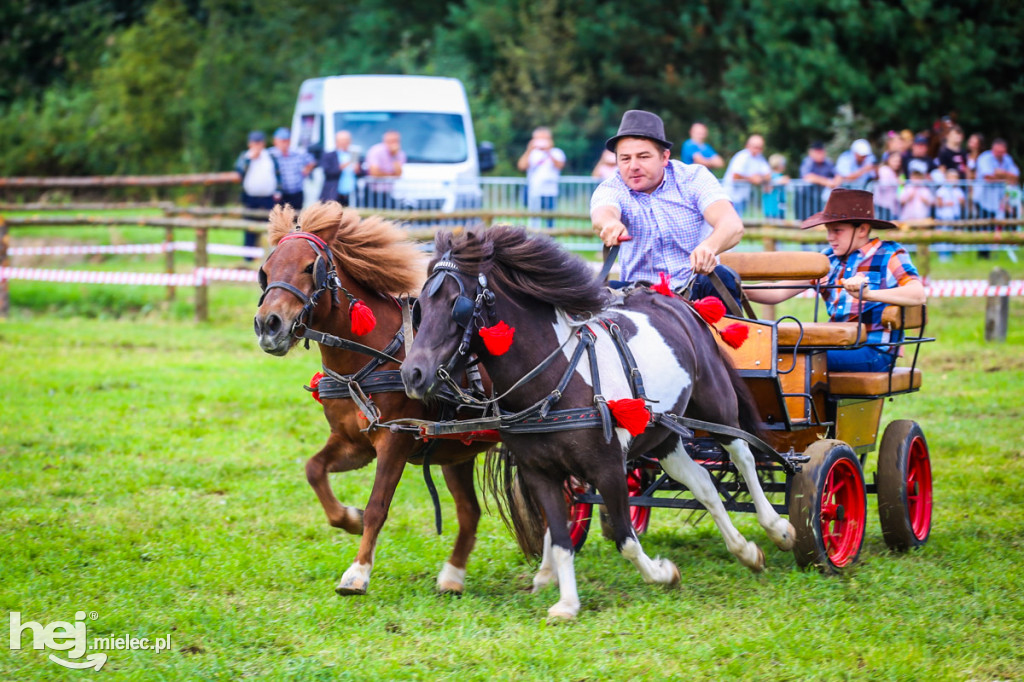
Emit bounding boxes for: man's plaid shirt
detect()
[590,160,730,287]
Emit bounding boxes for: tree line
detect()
[2,0,1022,178]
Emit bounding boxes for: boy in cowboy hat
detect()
[590,109,745,301]
[744,188,926,372]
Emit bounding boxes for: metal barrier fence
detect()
[340,176,1022,225]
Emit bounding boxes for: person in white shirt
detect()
[518,127,566,228]
[723,134,771,216]
[234,130,279,258]
[835,138,877,190]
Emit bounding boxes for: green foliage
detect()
[1,0,1023,175]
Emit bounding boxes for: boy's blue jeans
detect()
[827,346,896,372]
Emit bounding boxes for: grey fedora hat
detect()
[605,110,673,152]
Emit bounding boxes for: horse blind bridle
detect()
[257,230,402,365]
[258,231,343,327]
[423,255,499,382]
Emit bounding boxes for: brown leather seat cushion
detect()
[829,367,922,395]
[777,322,867,347]
[881,305,925,330]
[721,251,830,280]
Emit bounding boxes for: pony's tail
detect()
[482,444,545,557]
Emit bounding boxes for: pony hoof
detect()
[546,605,578,623]
[437,580,465,596]
[335,578,368,595]
[768,519,796,551]
[749,545,766,573]
[436,562,466,595]
[329,507,365,535]
[666,560,681,586]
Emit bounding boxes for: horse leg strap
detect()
[400,294,416,361]
[418,441,443,535]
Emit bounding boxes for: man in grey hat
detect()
[590,109,745,301]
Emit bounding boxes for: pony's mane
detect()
[267,202,426,295]
[433,225,609,316]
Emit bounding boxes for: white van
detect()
[290,74,494,210]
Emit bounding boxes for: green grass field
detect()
[2,229,1023,680]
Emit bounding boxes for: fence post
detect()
[0,216,8,319]
[195,227,208,323]
[165,227,176,302]
[760,236,777,320]
[916,243,931,282]
[985,266,1009,342]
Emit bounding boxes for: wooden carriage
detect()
[572,251,934,572]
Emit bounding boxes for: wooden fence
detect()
[2,207,1022,321]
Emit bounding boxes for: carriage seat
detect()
[720,251,830,281]
[829,367,922,396]
[777,322,867,347]
[776,305,924,347]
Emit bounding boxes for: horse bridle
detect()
[258,231,344,334]
[420,255,500,388]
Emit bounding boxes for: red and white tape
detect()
[9,241,264,259]
[792,280,1023,298]
[1,267,1020,298]
[0,267,258,286]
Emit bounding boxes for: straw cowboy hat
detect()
[800,188,896,230]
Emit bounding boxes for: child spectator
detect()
[762,153,789,219]
[874,152,903,221]
[899,159,935,222]
[934,167,965,262]
[935,168,966,224]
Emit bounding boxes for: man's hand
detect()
[599,220,629,247]
[690,243,718,275]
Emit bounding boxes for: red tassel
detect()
[693,296,726,325]
[651,271,675,298]
[349,299,376,336]
[607,398,650,437]
[308,371,324,404]
[479,320,515,355]
[721,323,749,349]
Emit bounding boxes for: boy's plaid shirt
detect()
[819,238,920,345]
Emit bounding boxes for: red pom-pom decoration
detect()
[349,299,376,336]
[651,271,676,298]
[608,398,650,437]
[308,371,324,404]
[693,296,726,325]
[721,323,749,349]
[479,320,515,355]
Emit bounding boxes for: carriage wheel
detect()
[789,440,867,572]
[565,477,593,552]
[598,466,653,540]
[627,466,652,535]
[877,420,933,551]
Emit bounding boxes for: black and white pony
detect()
[402,226,794,620]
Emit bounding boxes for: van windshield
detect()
[335,112,468,164]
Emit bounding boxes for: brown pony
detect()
[253,201,487,596]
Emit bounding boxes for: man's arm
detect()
[516,143,534,172]
[691,199,744,274]
[592,204,626,247]
[693,152,725,169]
